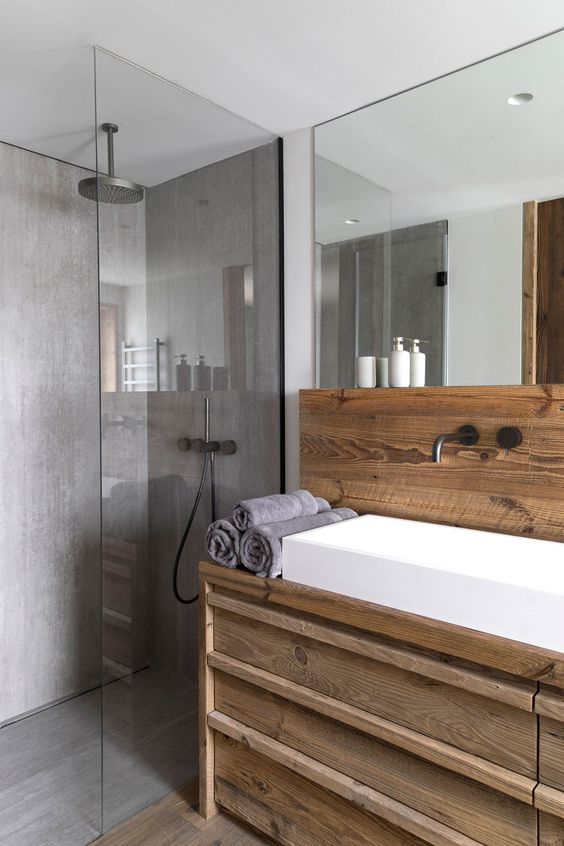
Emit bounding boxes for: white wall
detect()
[448,206,522,386]
[283,129,315,490]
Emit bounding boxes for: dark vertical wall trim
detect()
[278,137,286,493]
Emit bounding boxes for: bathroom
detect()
[1,3,564,845]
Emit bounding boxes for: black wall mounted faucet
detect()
[432,425,480,463]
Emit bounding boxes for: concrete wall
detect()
[0,142,101,723]
[448,206,522,386]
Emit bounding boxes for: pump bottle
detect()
[388,337,410,387]
[409,338,426,387]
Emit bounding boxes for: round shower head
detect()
[78,175,144,204]
[78,122,144,204]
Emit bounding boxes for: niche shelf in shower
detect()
[121,338,163,392]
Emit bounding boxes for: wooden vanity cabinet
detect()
[538,686,564,844]
[200,562,564,846]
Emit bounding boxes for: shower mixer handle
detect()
[192,438,220,453]
[220,439,237,455]
[178,437,237,454]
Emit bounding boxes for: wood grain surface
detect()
[213,607,537,776]
[539,811,564,845]
[214,672,536,846]
[300,385,564,541]
[522,201,538,384]
[208,651,535,802]
[198,576,217,819]
[200,562,564,688]
[208,588,537,710]
[215,728,443,846]
[537,199,564,384]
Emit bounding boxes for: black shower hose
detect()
[172,451,211,605]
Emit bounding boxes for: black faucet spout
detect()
[432,425,479,463]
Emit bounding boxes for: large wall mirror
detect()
[315,28,564,388]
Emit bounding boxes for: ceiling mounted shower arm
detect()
[78,121,143,204]
[101,122,118,178]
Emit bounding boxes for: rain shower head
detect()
[78,123,144,204]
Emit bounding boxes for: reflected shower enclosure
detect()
[0,46,282,845]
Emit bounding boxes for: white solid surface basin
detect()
[281,514,564,652]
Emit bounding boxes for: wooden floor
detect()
[96,781,272,846]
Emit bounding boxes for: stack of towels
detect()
[205,489,358,579]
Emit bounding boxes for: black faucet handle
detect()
[458,425,479,446]
[496,426,522,451]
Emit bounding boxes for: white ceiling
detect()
[1,0,564,182]
[316,27,564,239]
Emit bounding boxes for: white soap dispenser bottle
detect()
[389,337,410,387]
[409,338,426,387]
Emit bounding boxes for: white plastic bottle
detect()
[388,337,410,387]
[409,338,426,387]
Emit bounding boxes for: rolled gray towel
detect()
[240,507,358,579]
[205,517,241,569]
[233,490,330,531]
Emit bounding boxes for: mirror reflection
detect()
[315,29,564,387]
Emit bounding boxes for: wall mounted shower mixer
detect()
[172,396,236,606]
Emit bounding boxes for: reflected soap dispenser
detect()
[193,354,211,391]
[409,338,426,387]
[389,337,410,387]
[175,354,191,391]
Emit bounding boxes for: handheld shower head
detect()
[78,123,144,204]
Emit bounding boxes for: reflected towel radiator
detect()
[121,338,163,391]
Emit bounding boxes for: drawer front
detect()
[540,717,564,792]
[539,812,564,845]
[538,688,564,793]
[215,671,536,846]
[213,607,537,776]
[215,730,430,846]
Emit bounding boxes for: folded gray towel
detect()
[233,490,330,531]
[240,507,358,579]
[205,517,241,569]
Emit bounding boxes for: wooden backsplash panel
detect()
[300,386,564,542]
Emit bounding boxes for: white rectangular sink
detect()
[282,514,564,652]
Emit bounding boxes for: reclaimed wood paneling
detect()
[537,199,564,383]
[209,651,535,802]
[300,385,564,542]
[215,728,438,846]
[538,687,564,796]
[200,564,564,845]
[200,561,564,688]
[198,576,217,819]
[214,673,536,846]
[540,811,564,845]
[208,589,536,710]
[522,201,538,385]
[213,607,537,776]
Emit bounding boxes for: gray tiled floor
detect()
[0,667,198,846]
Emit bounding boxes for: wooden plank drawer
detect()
[215,728,442,846]
[539,811,564,845]
[213,607,537,777]
[538,688,564,792]
[214,672,536,846]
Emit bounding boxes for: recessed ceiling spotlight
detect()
[507,92,533,106]
[345,218,360,224]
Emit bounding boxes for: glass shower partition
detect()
[94,49,282,832]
